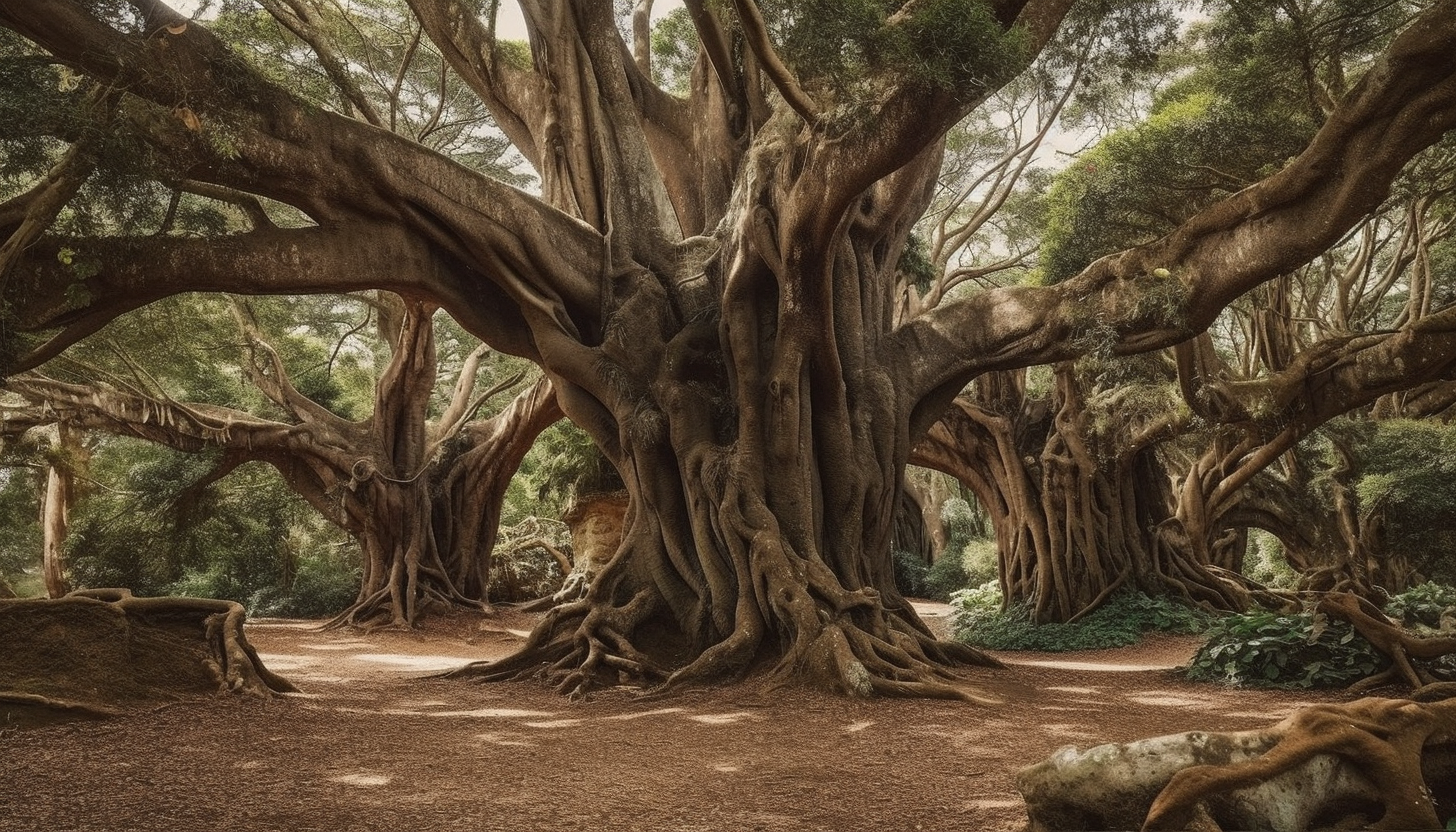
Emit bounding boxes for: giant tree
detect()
[2,0,1454,698]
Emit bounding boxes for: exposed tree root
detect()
[1018,696,1456,832]
[444,582,1005,702]
[0,589,295,727]
[1317,591,1456,693]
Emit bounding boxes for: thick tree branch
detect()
[895,0,1456,405]
[1,223,541,372]
[1,0,609,338]
[401,0,541,169]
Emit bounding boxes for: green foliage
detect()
[519,420,624,516]
[67,441,356,615]
[761,0,1028,101]
[896,233,937,293]
[924,551,971,601]
[246,548,360,618]
[952,586,1211,651]
[1384,582,1456,632]
[650,8,698,95]
[1038,88,1307,284]
[959,538,999,587]
[1185,610,1388,689]
[892,549,931,598]
[1335,420,1456,584]
[1243,530,1299,590]
[0,466,42,592]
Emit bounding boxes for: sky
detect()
[169,0,686,38]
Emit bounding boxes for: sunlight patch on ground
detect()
[964,798,1023,810]
[523,718,586,729]
[711,762,741,773]
[301,642,372,651]
[389,700,450,710]
[1044,686,1100,694]
[430,708,557,718]
[605,707,686,721]
[475,731,534,747]
[1223,707,1304,721]
[255,653,321,671]
[1009,659,1175,672]
[329,773,392,787]
[844,720,874,733]
[1127,693,1208,708]
[1040,723,1099,740]
[235,761,264,770]
[688,712,756,725]
[1037,705,1098,712]
[351,653,474,671]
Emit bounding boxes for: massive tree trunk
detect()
[913,365,1247,622]
[3,0,1454,696]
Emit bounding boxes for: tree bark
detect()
[40,423,81,599]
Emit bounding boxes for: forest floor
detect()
[0,602,1364,832]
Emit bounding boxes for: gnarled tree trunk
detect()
[914,366,1245,622]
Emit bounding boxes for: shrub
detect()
[925,551,972,601]
[1384,582,1456,632]
[892,550,932,598]
[489,543,566,602]
[247,549,360,618]
[1185,611,1389,689]
[951,585,1211,651]
[960,538,999,586]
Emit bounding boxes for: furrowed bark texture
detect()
[2,0,1455,695]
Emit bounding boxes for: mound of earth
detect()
[0,589,294,728]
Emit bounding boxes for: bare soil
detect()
[0,603,1362,832]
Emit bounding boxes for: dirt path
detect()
[0,606,1360,832]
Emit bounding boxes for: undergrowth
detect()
[1185,583,1456,689]
[1184,610,1388,688]
[950,584,1212,651]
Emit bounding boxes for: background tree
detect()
[1,0,1453,698]
[915,0,1456,621]
[3,292,561,625]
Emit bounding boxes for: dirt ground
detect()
[0,602,1361,832]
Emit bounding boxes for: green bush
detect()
[925,551,972,601]
[247,549,360,618]
[1384,582,1456,632]
[951,585,1212,651]
[1185,611,1389,689]
[960,538,999,586]
[892,550,932,598]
